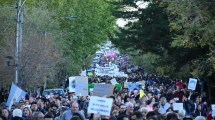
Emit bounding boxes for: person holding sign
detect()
[182,93,195,116]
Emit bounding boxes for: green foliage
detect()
[0,0,116,88]
[112,0,215,79]
[131,52,158,73]
[55,0,116,75]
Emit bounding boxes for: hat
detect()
[194,116,206,120]
[13,109,22,117]
[153,90,159,95]
[0,102,8,107]
[176,81,183,88]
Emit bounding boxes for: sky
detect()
[116,1,149,27]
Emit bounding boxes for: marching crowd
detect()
[0,53,212,120]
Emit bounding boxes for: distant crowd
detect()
[0,54,212,120]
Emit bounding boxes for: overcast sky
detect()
[116,1,149,27]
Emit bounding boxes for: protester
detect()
[12,109,23,120]
[0,115,6,120]
[22,106,32,119]
[32,112,44,120]
[1,107,11,120]
[158,97,170,114]
[61,101,85,120]
[1,43,213,120]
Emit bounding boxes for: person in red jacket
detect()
[206,109,213,120]
[172,81,184,102]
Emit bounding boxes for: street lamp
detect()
[65,16,77,20]
[6,56,15,66]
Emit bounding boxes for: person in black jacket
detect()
[183,93,195,115]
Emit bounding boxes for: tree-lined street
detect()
[0,0,215,120]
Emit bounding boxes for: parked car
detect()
[42,88,65,97]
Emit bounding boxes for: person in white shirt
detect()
[158,97,170,114]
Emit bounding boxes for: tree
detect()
[111,0,213,79]
[0,0,116,89]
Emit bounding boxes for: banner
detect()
[6,83,26,110]
[88,83,121,90]
[128,83,140,91]
[173,103,183,111]
[188,78,197,90]
[69,76,76,92]
[212,104,215,117]
[88,96,113,116]
[93,84,114,97]
[75,76,88,96]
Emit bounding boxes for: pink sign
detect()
[106,52,116,57]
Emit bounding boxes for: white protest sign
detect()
[75,76,88,96]
[173,103,183,111]
[188,78,197,90]
[69,76,77,92]
[212,104,215,117]
[111,78,118,85]
[88,96,113,116]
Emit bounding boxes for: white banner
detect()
[173,103,183,111]
[88,96,113,116]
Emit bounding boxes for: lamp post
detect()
[15,0,26,84]
[15,0,21,84]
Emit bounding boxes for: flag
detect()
[6,83,26,110]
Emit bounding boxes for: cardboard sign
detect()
[111,78,118,85]
[212,104,215,117]
[124,82,131,88]
[173,103,183,111]
[188,78,197,90]
[69,76,77,92]
[93,84,114,97]
[88,96,113,116]
[75,76,88,96]
[128,83,140,91]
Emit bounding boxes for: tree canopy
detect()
[0,0,116,89]
[111,0,215,79]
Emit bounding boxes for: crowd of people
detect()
[0,49,212,120]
